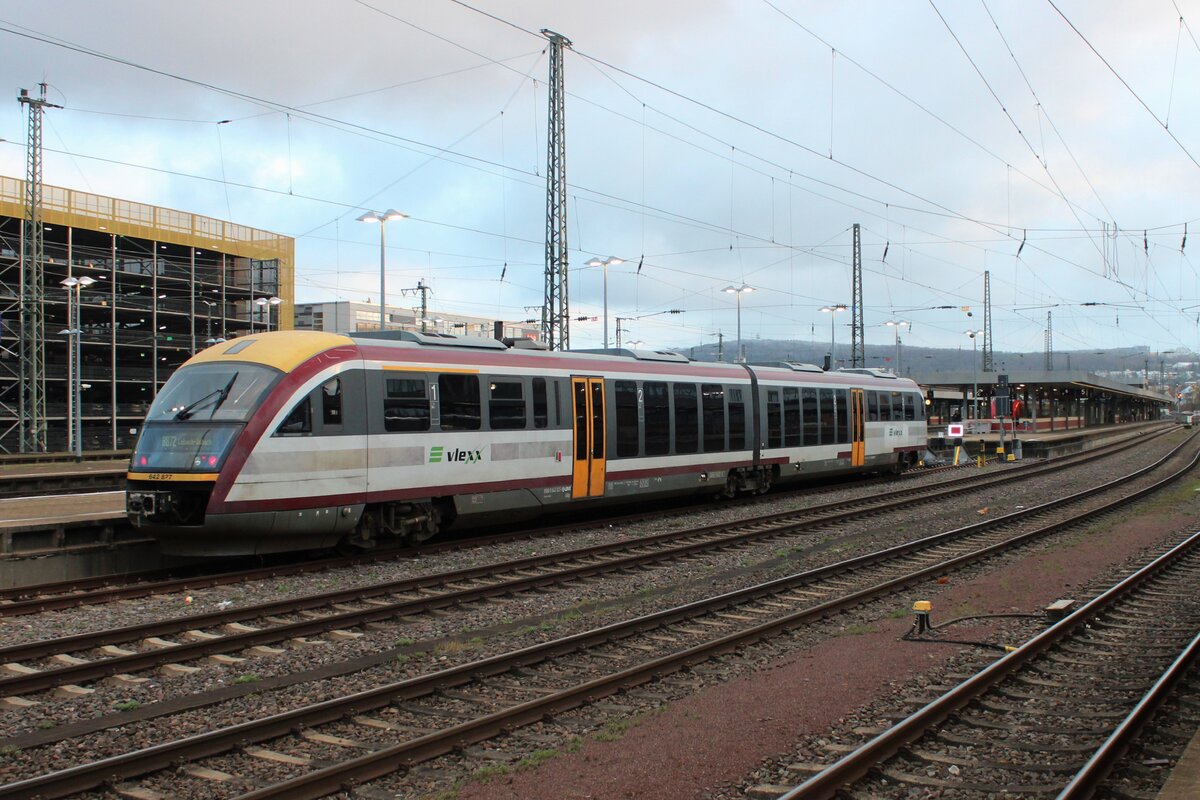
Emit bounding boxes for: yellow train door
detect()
[851,388,866,467]
[571,377,607,498]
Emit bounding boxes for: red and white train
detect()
[126,330,928,556]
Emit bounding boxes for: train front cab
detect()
[126,359,282,548]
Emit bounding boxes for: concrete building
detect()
[0,176,293,453]
[293,300,539,341]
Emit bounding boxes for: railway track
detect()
[0,430,1180,698]
[0,425,1169,616]
[0,427,1195,799]
[776,527,1200,799]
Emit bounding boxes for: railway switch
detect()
[912,600,932,634]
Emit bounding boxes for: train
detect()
[126,329,929,556]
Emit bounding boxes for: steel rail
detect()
[0,425,1166,612]
[4,435,1195,800]
[1056,629,1200,798]
[779,529,1200,800]
[0,430,1178,694]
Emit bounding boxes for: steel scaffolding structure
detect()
[0,177,293,454]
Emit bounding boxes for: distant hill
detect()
[682,339,1194,377]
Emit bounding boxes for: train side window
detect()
[488,379,526,430]
[728,387,746,450]
[276,396,312,436]
[644,381,670,455]
[674,383,698,454]
[891,391,903,422]
[533,377,548,429]
[766,389,782,448]
[867,391,879,422]
[702,384,725,452]
[783,387,800,447]
[835,389,850,443]
[322,378,342,426]
[439,374,481,430]
[384,378,430,432]
[819,388,836,444]
[903,393,916,421]
[591,381,605,459]
[802,387,819,445]
[615,380,639,457]
[877,390,892,422]
[913,392,926,421]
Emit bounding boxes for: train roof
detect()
[183,330,920,389]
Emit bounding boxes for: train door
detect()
[850,388,865,467]
[571,376,606,498]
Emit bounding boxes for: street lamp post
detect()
[885,320,909,374]
[357,209,409,332]
[255,296,282,332]
[59,275,95,460]
[585,256,623,349]
[966,329,984,420]
[820,304,848,368]
[202,300,225,345]
[723,285,755,362]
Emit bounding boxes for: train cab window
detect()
[867,391,879,422]
[835,389,850,443]
[533,377,548,429]
[766,389,782,448]
[819,388,837,444]
[728,387,746,451]
[644,381,670,455]
[615,381,640,457]
[702,384,725,452]
[276,396,312,436]
[802,387,819,445]
[674,383,699,454]
[913,392,925,421]
[891,391,903,422]
[488,379,526,430]
[783,387,800,447]
[384,378,430,432]
[322,378,342,426]
[877,390,892,422]
[439,374,481,430]
[903,393,916,421]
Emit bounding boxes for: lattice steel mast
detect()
[850,222,864,368]
[1045,311,1054,371]
[18,84,59,452]
[541,30,571,350]
[982,270,994,372]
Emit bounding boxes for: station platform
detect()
[928,420,1172,460]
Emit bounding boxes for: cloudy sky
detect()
[1,0,1198,359]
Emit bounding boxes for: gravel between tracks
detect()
[0,428,1189,798]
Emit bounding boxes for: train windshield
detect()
[145,362,280,423]
[132,362,281,472]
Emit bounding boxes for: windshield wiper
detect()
[175,372,238,420]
